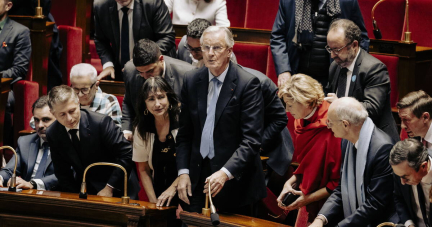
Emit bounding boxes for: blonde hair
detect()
[278,74,324,108]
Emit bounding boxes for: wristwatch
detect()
[30,180,37,189]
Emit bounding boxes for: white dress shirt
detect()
[164,0,230,27]
[407,157,432,227]
[423,123,432,154]
[103,0,135,70]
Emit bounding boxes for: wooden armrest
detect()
[19,130,36,137]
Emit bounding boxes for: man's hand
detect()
[7,177,32,189]
[177,174,192,205]
[278,72,291,88]
[123,132,133,142]
[97,66,115,80]
[324,93,338,103]
[156,185,177,207]
[309,218,325,227]
[97,185,114,197]
[204,170,228,197]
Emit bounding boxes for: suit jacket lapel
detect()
[197,68,209,131]
[132,0,142,42]
[26,136,40,180]
[58,122,84,171]
[331,66,340,93]
[215,63,237,127]
[0,18,12,44]
[163,58,175,90]
[78,112,91,167]
[109,2,120,53]
[348,49,364,96]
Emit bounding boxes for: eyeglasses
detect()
[325,41,353,55]
[184,44,202,53]
[72,82,96,95]
[201,45,226,53]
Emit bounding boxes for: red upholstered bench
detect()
[358,0,406,40]
[227,0,247,27]
[244,0,279,30]
[58,25,83,86]
[407,0,432,47]
[371,54,399,108]
[233,43,269,75]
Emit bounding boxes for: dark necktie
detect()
[336,68,349,98]
[417,184,430,227]
[34,142,49,179]
[68,129,83,158]
[120,7,130,67]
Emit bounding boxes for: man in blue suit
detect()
[270,0,368,87]
[0,96,58,190]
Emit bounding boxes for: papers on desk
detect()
[0,187,22,192]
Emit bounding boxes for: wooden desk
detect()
[0,189,176,227]
[180,211,291,227]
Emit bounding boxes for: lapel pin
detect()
[352,75,357,82]
[2,42,7,48]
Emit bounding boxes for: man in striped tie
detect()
[0,96,58,191]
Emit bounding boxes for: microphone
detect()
[208,182,220,226]
[371,0,387,39]
[79,162,130,204]
[0,146,19,192]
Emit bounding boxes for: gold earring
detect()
[144,109,148,115]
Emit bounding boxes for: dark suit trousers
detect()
[180,158,256,216]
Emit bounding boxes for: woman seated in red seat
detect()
[164,0,230,26]
[132,76,180,208]
[277,74,342,227]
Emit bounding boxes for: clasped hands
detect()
[277,180,310,211]
[177,170,228,205]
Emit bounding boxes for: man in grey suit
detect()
[94,0,176,81]
[0,0,32,146]
[324,19,399,142]
[122,39,194,141]
[0,96,58,191]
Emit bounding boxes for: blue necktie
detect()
[200,77,221,159]
[120,7,130,67]
[34,142,49,179]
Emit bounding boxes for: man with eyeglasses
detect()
[177,18,237,68]
[122,39,194,141]
[324,19,399,142]
[176,26,266,215]
[30,64,122,129]
[270,0,369,88]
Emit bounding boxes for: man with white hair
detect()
[31,63,122,129]
[176,26,266,215]
[310,97,397,227]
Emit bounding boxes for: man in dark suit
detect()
[310,97,396,227]
[0,96,58,190]
[177,18,237,68]
[46,85,139,198]
[270,0,369,87]
[94,0,176,81]
[325,19,399,142]
[391,138,432,227]
[121,39,194,141]
[176,26,267,214]
[0,0,32,146]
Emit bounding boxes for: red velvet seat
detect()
[371,54,399,108]
[10,80,39,157]
[51,0,78,27]
[233,43,269,75]
[58,25,83,86]
[358,0,406,40]
[244,0,279,30]
[90,40,103,75]
[226,0,246,27]
[407,0,432,47]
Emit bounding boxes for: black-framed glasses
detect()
[184,44,202,53]
[325,41,353,55]
[72,82,96,95]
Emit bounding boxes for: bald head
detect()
[329,97,368,126]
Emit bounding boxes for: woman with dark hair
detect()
[132,76,180,207]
